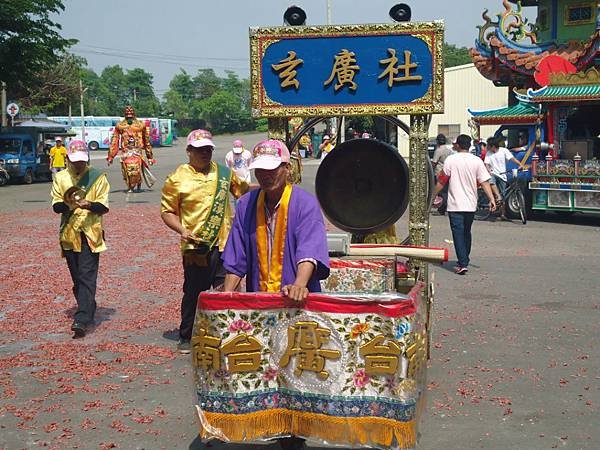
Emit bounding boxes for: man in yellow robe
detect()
[51,140,110,338]
[160,129,249,353]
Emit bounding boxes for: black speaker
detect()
[284,6,307,26]
[389,3,411,22]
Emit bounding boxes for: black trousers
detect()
[179,249,225,341]
[64,234,100,325]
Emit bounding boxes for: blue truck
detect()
[0,122,73,184]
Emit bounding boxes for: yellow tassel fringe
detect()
[199,408,416,447]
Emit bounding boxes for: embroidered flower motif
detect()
[350,322,370,339]
[353,368,370,388]
[384,377,397,390]
[394,322,411,339]
[213,368,230,380]
[262,366,279,381]
[228,319,253,333]
[263,315,277,327]
[369,401,381,414]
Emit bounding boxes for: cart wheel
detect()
[23,168,34,184]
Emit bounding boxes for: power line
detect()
[75,44,249,63]
[73,48,249,72]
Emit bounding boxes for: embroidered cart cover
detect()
[192,285,426,449]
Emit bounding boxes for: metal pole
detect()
[68,103,72,127]
[1,81,6,127]
[80,79,85,143]
[327,0,336,139]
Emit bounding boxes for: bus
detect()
[139,117,161,147]
[48,116,120,151]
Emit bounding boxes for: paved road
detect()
[0,132,598,449]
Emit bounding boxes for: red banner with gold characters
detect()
[191,285,426,449]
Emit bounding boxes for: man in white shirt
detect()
[485,137,525,219]
[431,134,454,214]
[433,135,496,275]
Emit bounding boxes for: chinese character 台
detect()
[220,333,263,373]
[359,334,403,376]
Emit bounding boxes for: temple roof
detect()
[527,84,600,102]
[469,101,542,125]
[471,30,599,84]
[471,1,600,86]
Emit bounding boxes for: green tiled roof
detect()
[469,102,541,124]
[528,84,600,101]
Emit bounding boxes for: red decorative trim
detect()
[198,285,423,318]
[330,258,393,269]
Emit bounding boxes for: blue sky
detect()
[56,0,536,96]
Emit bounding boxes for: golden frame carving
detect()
[250,21,445,118]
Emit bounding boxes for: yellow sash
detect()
[256,184,293,292]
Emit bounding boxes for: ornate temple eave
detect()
[528,83,600,102]
[469,101,543,125]
[470,4,600,86]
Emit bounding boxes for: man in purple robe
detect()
[222,139,329,303]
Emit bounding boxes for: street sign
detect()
[6,102,19,117]
[250,21,444,117]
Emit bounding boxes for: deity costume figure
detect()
[108,105,156,192]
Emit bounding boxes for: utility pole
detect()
[79,79,88,143]
[1,81,7,127]
[326,0,337,141]
[133,88,137,102]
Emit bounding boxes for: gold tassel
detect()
[199,409,416,447]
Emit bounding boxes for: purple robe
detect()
[222,186,330,292]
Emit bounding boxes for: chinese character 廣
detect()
[324,49,360,92]
[221,333,263,373]
[192,328,222,370]
[359,334,403,376]
[272,51,304,90]
[279,321,341,380]
[378,49,423,88]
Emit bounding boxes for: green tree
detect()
[444,43,472,68]
[81,68,112,116]
[197,90,251,134]
[100,65,129,113]
[193,69,221,100]
[0,0,75,98]
[163,71,194,118]
[22,53,85,114]
[127,68,160,116]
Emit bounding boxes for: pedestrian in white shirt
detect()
[485,137,525,219]
[225,139,253,184]
[433,134,496,275]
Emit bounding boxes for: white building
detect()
[397,63,508,156]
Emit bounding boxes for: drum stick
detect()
[348,244,448,262]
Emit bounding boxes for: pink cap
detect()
[232,139,244,154]
[187,129,214,149]
[249,139,291,170]
[67,140,89,162]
